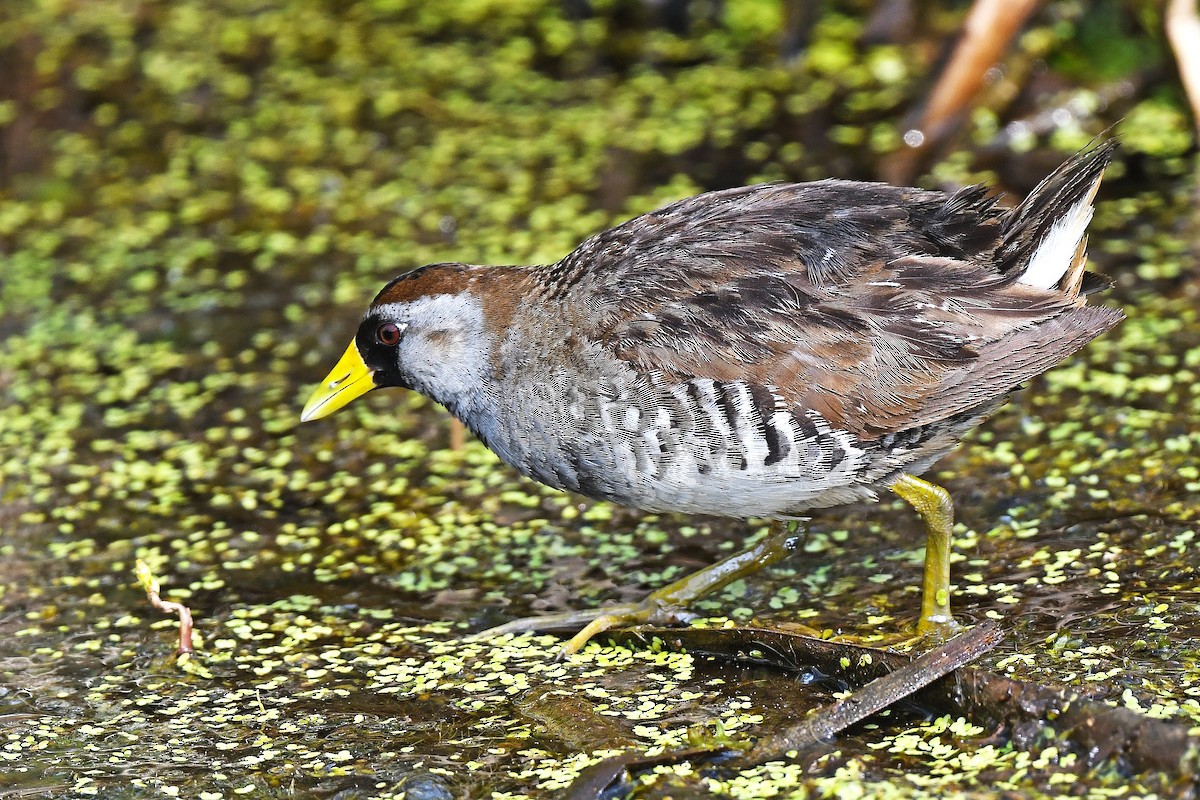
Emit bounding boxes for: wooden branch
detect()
[743,621,1003,765]
[883,0,1042,183]
[1167,0,1200,135]
[564,625,1000,798]
[916,0,1042,144]
[607,624,1200,777]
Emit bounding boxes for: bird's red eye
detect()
[377,322,402,346]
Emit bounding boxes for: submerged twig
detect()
[134,559,194,655]
[743,621,1003,765]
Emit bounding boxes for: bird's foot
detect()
[469,596,697,658]
[470,523,805,658]
[823,613,964,653]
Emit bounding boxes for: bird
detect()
[301,142,1122,655]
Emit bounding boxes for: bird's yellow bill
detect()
[301,341,376,422]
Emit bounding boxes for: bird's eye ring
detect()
[377,322,403,346]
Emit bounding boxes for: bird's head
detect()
[300,264,491,422]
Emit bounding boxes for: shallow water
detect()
[3,1,1200,797]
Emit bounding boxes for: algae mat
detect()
[2,1,1200,797]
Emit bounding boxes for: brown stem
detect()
[135,560,195,655]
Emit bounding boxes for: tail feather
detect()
[996,140,1116,294]
[1078,268,1114,296]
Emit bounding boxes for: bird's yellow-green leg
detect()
[475,522,805,657]
[891,473,957,635]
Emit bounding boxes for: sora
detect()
[302,143,1122,654]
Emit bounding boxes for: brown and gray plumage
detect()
[303,142,1122,652]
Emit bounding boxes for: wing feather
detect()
[542,179,1115,440]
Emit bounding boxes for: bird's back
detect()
[477,146,1123,516]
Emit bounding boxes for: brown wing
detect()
[544,180,1118,440]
